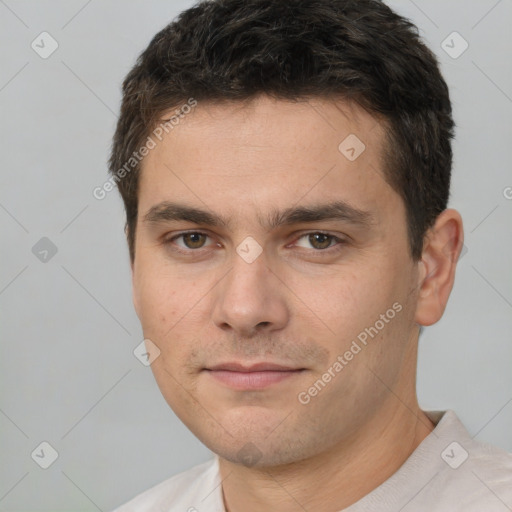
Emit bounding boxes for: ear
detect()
[414,209,464,326]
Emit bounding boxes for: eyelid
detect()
[290,231,348,251]
[164,230,216,250]
[163,229,348,254]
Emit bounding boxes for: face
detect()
[132,96,423,467]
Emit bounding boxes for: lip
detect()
[208,362,300,372]
[204,362,305,390]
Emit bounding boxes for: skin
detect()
[131,95,464,511]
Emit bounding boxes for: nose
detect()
[211,246,289,337]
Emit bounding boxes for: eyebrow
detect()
[143,200,375,230]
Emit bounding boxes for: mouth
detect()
[203,362,306,390]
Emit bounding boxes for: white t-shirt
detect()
[112,410,512,511]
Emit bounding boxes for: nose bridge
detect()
[211,244,288,334]
[224,245,271,306]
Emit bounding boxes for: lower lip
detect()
[206,370,303,390]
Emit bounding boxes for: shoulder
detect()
[346,410,512,512]
[421,411,512,510]
[111,458,222,512]
[461,437,512,506]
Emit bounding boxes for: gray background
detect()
[0,0,511,510]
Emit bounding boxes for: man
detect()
[109,0,512,510]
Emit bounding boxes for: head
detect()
[109,0,464,467]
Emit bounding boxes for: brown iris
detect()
[182,232,207,249]
[308,233,333,250]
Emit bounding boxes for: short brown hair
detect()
[109,0,454,263]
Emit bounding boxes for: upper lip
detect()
[206,362,303,372]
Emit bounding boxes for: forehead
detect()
[138,96,399,228]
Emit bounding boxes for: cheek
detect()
[133,265,212,365]
[310,266,387,333]
[133,266,179,333]
[308,258,411,358]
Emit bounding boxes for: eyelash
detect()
[163,230,347,256]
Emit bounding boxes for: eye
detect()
[163,230,346,256]
[166,231,214,251]
[294,232,345,251]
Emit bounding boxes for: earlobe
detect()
[414,209,464,326]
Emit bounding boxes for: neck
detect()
[219,402,434,512]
